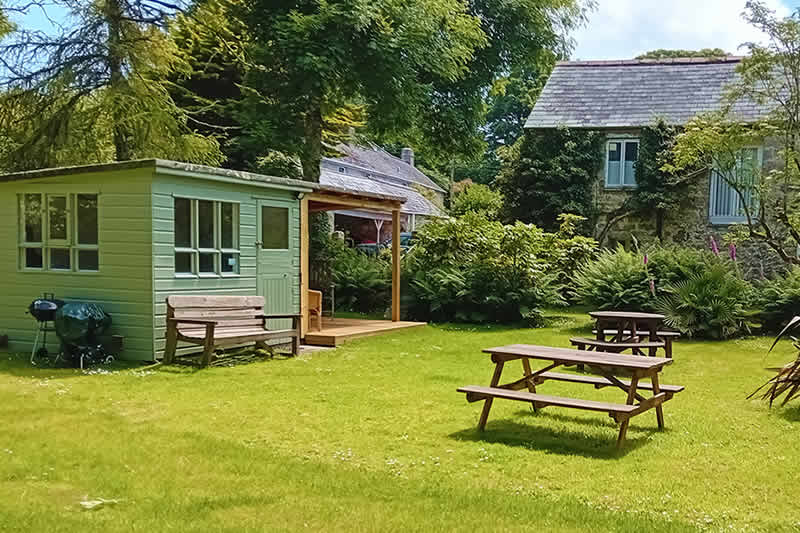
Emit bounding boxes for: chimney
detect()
[401,147,414,167]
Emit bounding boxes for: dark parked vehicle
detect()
[355,232,414,255]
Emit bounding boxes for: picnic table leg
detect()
[478,360,505,431]
[647,321,659,357]
[616,373,639,448]
[651,372,665,430]
[521,358,538,413]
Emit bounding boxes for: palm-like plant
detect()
[748,316,800,407]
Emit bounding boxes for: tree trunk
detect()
[655,209,664,241]
[105,0,131,161]
[301,101,323,182]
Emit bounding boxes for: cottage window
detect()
[173,198,240,276]
[709,147,762,225]
[19,193,99,272]
[605,139,639,187]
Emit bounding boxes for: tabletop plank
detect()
[482,344,673,370]
[589,311,665,320]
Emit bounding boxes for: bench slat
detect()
[457,385,638,414]
[593,329,680,338]
[174,308,261,319]
[533,371,685,393]
[167,295,265,308]
[570,337,665,349]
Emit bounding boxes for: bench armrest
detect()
[256,314,302,320]
[167,318,219,325]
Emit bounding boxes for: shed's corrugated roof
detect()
[525,57,768,129]
[320,170,443,216]
[328,143,445,193]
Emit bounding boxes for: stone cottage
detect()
[525,56,787,274]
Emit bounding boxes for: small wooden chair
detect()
[308,290,323,332]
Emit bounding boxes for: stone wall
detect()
[592,132,788,279]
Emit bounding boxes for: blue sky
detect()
[9,1,800,61]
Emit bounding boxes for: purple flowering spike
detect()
[710,236,720,256]
[643,254,649,265]
[729,243,737,261]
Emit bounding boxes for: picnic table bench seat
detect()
[570,337,664,354]
[164,295,301,367]
[593,329,680,358]
[457,386,667,423]
[533,371,685,394]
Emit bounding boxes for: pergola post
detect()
[392,209,401,322]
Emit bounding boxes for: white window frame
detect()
[173,197,240,278]
[605,139,639,189]
[709,146,763,225]
[18,193,100,273]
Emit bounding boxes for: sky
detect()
[572,0,797,60]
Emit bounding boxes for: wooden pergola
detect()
[299,186,406,337]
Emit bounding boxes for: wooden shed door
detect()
[256,200,294,330]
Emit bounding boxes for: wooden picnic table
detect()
[570,310,671,358]
[458,344,684,448]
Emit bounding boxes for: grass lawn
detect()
[1,310,798,532]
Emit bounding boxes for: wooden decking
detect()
[304,317,426,347]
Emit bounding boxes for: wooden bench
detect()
[593,329,680,358]
[457,385,650,422]
[164,295,301,367]
[570,337,664,357]
[532,371,685,395]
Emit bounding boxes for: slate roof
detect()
[525,57,769,129]
[320,169,444,217]
[328,143,445,193]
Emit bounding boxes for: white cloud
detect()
[572,0,792,60]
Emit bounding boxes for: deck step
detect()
[457,386,638,414]
[535,372,685,393]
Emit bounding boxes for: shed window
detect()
[709,147,762,224]
[19,193,99,272]
[260,206,289,250]
[606,139,639,187]
[173,198,239,276]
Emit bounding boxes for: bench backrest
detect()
[166,295,266,330]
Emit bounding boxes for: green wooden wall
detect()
[0,168,155,361]
[150,174,302,359]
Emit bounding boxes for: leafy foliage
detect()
[449,182,504,219]
[756,268,800,333]
[405,213,565,324]
[635,48,728,59]
[0,0,222,170]
[331,245,391,314]
[749,316,800,407]
[655,263,755,339]
[573,245,652,311]
[496,127,603,232]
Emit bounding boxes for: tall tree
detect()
[238,0,484,182]
[0,0,222,171]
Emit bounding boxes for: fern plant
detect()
[655,263,754,339]
[573,245,651,311]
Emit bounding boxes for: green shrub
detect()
[756,267,800,333]
[572,245,652,311]
[331,244,391,313]
[405,213,564,324]
[645,245,714,285]
[655,262,755,339]
[449,182,504,220]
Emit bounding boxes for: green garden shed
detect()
[0,159,408,361]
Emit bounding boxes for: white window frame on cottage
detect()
[605,139,639,188]
[708,146,763,225]
[18,193,100,273]
[173,197,240,278]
